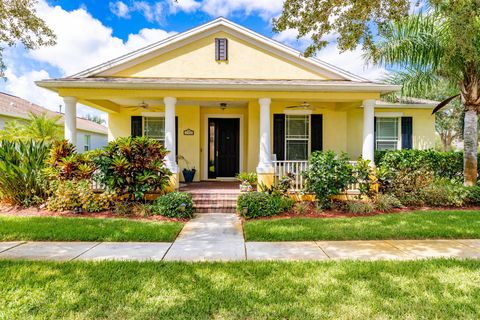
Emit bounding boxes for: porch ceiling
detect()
[109,98,249,108]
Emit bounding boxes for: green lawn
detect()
[0,216,183,242]
[244,210,480,241]
[0,259,479,319]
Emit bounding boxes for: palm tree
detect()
[366,8,480,185]
[0,112,62,142]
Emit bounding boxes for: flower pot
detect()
[182,169,196,183]
[239,181,253,192]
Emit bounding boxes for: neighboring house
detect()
[0,92,107,152]
[36,17,436,187]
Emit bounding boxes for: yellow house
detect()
[36,17,436,188]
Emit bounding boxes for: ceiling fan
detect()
[125,101,150,110]
[285,101,315,110]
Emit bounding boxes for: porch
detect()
[58,95,379,189]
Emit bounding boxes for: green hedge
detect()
[237,192,294,219]
[375,150,480,179]
[150,192,193,219]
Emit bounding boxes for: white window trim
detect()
[84,135,91,152]
[375,116,402,150]
[284,114,311,160]
[141,112,165,117]
[283,109,313,115]
[143,115,166,143]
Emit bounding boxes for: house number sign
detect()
[183,129,194,136]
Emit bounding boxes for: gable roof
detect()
[71,17,368,82]
[0,92,108,135]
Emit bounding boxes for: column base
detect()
[256,165,275,190]
[166,172,180,192]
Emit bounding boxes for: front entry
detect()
[208,118,240,178]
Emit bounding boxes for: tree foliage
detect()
[0,0,56,77]
[273,0,410,57]
[0,112,62,142]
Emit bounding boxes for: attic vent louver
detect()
[215,38,228,61]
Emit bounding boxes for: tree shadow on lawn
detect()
[1,259,480,319]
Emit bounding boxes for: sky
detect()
[0,0,386,121]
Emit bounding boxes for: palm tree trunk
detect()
[463,109,478,185]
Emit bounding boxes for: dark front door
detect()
[208,118,240,178]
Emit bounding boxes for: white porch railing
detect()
[273,160,308,191]
[273,160,359,193]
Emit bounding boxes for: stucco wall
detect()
[76,130,108,153]
[347,107,436,159]
[112,31,326,80]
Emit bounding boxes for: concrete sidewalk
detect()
[2,239,480,261]
[2,212,480,261]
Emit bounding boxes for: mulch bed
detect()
[0,205,187,222]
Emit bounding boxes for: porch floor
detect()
[180,181,240,194]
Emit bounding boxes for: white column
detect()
[63,97,77,145]
[164,96,178,173]
[257,97,273,172]
[362,99,376,164]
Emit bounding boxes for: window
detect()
[144,117,165,145]
[84,135,91,152]
[215,38,228,61]
[285,115,309,160]
[376,117,399,150]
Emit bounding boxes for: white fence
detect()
[273,160,359,193]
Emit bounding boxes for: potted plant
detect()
[178,155,196,183]
[236,172,257,192]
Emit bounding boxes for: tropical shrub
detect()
[374,193,402,212]
[420,180,468,207]
[236,172,257,185]
[303,151,356,208]
[45,140,96,181]
[93,137,171,200]
[47,180,116,212]
[0,140,51,206]
[237,191,294,218]
[389,168,434,206]
[377,149,479,180]
[345,200,375,214]
[353,158,378,199]
[465,186,480,205]
[150,192,193,218]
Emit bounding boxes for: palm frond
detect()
[432,94,461,114]
[366,14,445,72]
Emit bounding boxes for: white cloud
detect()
[168,0,201,14]
[109,1,165,24]
[132,1,164,24]
[315,44,386,81]
[186,0,283,20]
[1,0,177,120]
[273,29,386,81]
[2,68,106,119]
[27,1,176,75]
[109,1,130,18]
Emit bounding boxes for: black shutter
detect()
[310,114,323,152]
[215,38,228,61]
[273,114,285,161]
[131,116,142,137]
[175,116,178,158]
[401,117,413,149]
[374,116,377,150]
